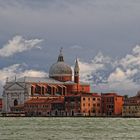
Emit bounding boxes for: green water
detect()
[0,117,140,140]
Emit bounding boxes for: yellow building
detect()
[122,94,140,117]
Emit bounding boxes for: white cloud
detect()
[77,46,140,95]
[91,52,112,64]
[78,60,104,82]
[132,45,140,55]
[119,45,140,69]
[107,68,139,90]
[108,68,126,82]
[20,70,48,77]
[77,52,113,82]
[0,36,43,57]
[70,45,83,49]
[0,64,21,85]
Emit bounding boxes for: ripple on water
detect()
[0,117,140,140]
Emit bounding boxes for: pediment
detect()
[5,82,25,91]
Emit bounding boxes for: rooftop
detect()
[8,76,63,84]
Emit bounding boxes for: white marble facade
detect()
[2,81,31,113]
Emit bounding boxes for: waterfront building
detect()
[23,92,102,117]
[122,93,140,117]
[64,93,101,116]
[24,96,64,117]
[92,93,102,116]
[2,49,90,113]
[0,98,2,112]
[101,93,124,116]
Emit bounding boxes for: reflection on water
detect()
[0,117,140,140]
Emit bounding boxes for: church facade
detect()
[2,49,90,113]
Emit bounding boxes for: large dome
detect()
[49,62,72,77]
[49,48,72,81]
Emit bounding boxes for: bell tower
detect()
[74,58,80,83]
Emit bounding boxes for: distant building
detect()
[122,93,140,117]
[0,98,2,112]
[24,92,102,117]
[64,93,101,116]
[101,93,124,116]
[92,93,101,116]
[24,96,65,117]
[2,49,125,117]
[2,49,90,113]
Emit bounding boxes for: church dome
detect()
[49,62,72,77]
[49,48,72,81]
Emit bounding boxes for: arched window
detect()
[14,99,18,106]
[71,110,74,116]
[55,110,58,116]
[31,86,34,95]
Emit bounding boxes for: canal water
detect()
[0,117,140,140]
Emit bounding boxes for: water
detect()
[0,117,140,140]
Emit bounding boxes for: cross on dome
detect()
[60,47,63,54]
[57,47,64,62]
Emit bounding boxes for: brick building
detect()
[0,98,2,112]
[24,96,65,117]
[65,93,101,116]
[23,92,102,117]
[101,93,124,116]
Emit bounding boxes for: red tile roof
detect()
[24,97,64,104]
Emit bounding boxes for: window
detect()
[14,99,18,106]
[93,98,96,101]
[83,98,85,101]
[83,103,85,106]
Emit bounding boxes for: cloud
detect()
[20,70,48,78]
[0,36,43,57]
[77,52,113,82]
[107,68,139,90]
[70,45,83,49]
[0,45,140,96]
[119,45,140,69]
[78,45,140,95]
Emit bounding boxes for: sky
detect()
[0,0,140,96]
